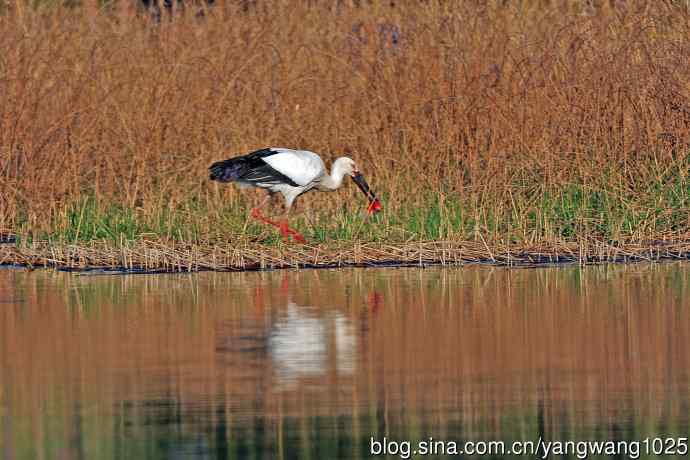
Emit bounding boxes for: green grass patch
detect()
[14,167,687,248]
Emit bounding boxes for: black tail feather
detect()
[209,158,246,182]
[209,148,298,187]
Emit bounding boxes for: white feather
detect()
[262,148,326,186]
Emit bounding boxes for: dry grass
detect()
[1,1,689,267]
[3,238,689,271]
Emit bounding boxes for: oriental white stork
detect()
[209,147,382,243]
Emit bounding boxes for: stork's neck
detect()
[321,162,348,190]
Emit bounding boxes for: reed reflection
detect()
[0,264,689,459]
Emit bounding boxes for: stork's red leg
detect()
[249,195,306,243]
[279,220,306,244]
[291,229,307,244]
[250,195,280,228]
[278,220,290,242]
[251,209,280,228]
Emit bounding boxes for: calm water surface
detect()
[1,264,689,459]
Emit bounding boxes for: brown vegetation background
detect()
[1,0,689,242]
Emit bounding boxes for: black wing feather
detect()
[209,148,299,187]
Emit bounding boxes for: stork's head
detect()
[334,157,382,215]
[333,157,358,177]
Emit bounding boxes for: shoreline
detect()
[2,239,689,273]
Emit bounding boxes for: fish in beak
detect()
[351,171,382,215]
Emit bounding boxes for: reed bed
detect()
[3,237,689,271]
[1,1,689,270]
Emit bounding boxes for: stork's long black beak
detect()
[351,172,382,214]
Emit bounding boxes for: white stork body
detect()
[209,147,380,243]
[240,148,327,209]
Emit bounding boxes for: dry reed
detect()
[1,1,689,269]
[2,237,689,271]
